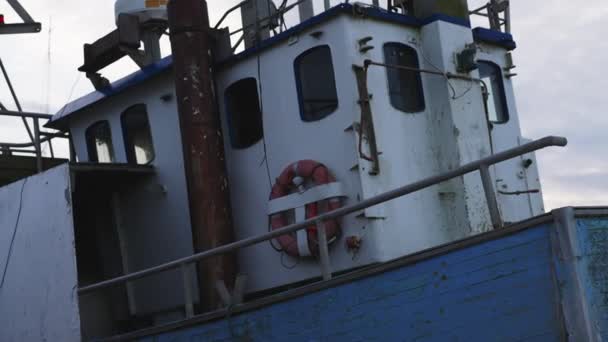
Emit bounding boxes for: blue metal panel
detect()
[472,27,517,51]
[142,225,563,341]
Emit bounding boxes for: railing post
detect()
[33,117,42,172]
[316,220,332,281]
[479,164,503,229]
[181,263,195,318]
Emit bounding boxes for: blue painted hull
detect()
[130,210,607,341]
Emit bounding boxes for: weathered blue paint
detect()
[574,217,608,339]
[47,4,505,130]
[46,56,173,130]
[472,27,517,50]
[140,224,566,341]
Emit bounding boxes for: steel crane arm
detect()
[0,0,41,34]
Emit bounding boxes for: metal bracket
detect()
[0,0,41,34]
[353,64,381,175]
[215,275,248,308]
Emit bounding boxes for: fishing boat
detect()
[0,0,606,341]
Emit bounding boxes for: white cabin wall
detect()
[216,16,375,294]
[216,15,505,293]
[477,43,545,221]
[68,73,198,316]
[420,21,494,236]
[344,17,458,261]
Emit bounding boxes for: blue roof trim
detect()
[48,3,477,128]
[473,27,517,51]
[47,56,174,129]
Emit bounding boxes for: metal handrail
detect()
[0,110,68,165]
[78,136,567,296]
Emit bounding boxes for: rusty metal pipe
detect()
[168,0,237,312]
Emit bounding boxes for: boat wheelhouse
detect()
[0,1,605,341]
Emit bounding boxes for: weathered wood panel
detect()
[576,218,608,340]
[141,224,563,341]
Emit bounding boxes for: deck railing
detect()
[78,136,568,319]
[0,58,69,170]
[469,0,511,33]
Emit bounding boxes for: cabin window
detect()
[121,104,155,164]
[86,121,115,163]
[294,45,339,122]
[384,43,425,113]
[478,61,509,124]
[225,78,264,149]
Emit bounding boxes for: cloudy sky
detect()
[0,0,605,210]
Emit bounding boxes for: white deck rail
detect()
[78,136,568,318]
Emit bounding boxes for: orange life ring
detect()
[270,160,342,257]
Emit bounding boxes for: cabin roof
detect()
[46,3,515,131]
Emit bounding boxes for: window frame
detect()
[224,77,264,150]
[294,45,339,122]
[121,104,156,165]
[383,42,426,113]
[478,60,510,124]
[85,120,115,163]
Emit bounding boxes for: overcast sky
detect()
[0,0,605,210]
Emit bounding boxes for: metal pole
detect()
[299,0,314,22]
[0,110,53,119]
[504,4,511,33]
[77,136,567,295]
[33,118,42,172]
[479,165,503,229]
[324,0,331,11]
[316,220,332,281]
[112,193,137,316]
[181,264,195,318]
[168,0,237,312]
[7,0,35,23]
[0,59,35,143]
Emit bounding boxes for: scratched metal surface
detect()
[0,165,81,342]
[141,224,564,341]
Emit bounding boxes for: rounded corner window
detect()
[294,45,339,122]
[383,42,426,113]
[225,77,264,150]
[85,120,115,163]
[478,60,510,124]
[121,104,156,165]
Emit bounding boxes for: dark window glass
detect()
[294,46,339,122]
[121,104,155,164]
[384,43,425,113]
[225,78,264,149]
[478,61,509,124]
[86,121,115,163]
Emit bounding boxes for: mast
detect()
[167,0,237,311]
